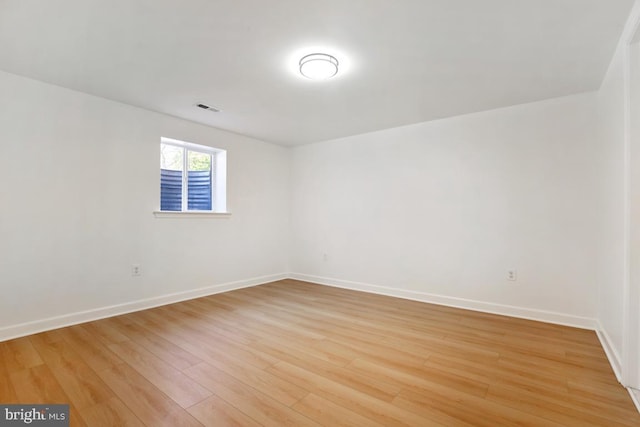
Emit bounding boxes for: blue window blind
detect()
[160,169,182,211]
[161,169,212,211]
[188,170,212,210]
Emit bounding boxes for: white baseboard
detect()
[595,320,623,382]
[629,388,640,414]
[0,273,287,342]
[0,271,600,343]
[288,273,597,330]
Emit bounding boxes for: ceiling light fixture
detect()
[299,53,339,80]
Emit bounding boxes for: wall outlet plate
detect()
[132,264,141,276]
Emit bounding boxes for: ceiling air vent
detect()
[195,103,220,113]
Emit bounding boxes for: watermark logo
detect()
[0,405,69,426]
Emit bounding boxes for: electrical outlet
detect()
[323,253,328,262]
[131,264,141,276]
[507,269,517,281]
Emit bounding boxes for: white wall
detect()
[632,35,640,396]
[595,0,640,388]
[290,93,601,326]
[0,70,290,338]
[597,35,628,372]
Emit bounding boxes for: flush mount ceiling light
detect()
[299,53,339,80]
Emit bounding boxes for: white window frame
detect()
[155,137,229,217]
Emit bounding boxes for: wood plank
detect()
[190,350,308,407]
[57,325,124,372]
[9,364,88,427]
[29,334,114,410]
[81,321,130,346]
[184,362,320,427]
[1,337,43,372]
[10,364,70,404]
[107,340,211,408]
[96,362,203,426]
[486,384,638,427]
[187,395,263,427]
[79,397,145,427]
[395,388,564,427]
[424,352,569,395]
[252,339,402,402]
[347,357,490,398]
[136,317,279,371]
[102,318,202,370]
[0,345,19,403]
[267,360,445,426]
[292,393,387,427]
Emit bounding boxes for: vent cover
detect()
[195,103,220,113]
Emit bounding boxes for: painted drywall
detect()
[633,36,640,394]
[596,35,627,372]
[595,0,640,386]
[290,93,601,325]
[0,70,290,336]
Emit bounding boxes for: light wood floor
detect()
[1,279,638,426]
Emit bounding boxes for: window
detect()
[159,137,227,213]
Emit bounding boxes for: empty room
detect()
[2,0,640,426]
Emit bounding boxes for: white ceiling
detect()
[0,0,634,146]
